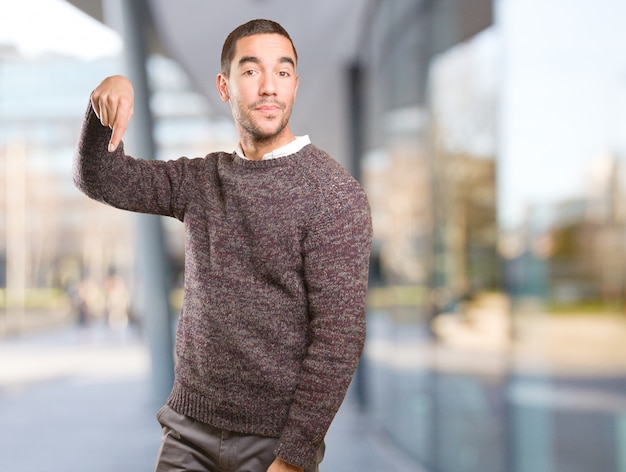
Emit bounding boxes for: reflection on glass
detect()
[361,1,626,471]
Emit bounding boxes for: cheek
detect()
[229,85,252,105]
[229,94,250,118]
[281,83,298,101]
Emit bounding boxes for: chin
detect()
[254,125,287,142]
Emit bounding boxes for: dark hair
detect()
[220,19,298,76]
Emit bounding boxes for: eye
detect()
[243,70,258,77]
[278,71,291,78]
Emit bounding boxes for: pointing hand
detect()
[90,75,134,152]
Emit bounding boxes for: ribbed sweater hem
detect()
[166,380,287,439]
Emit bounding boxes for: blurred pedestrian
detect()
[74,18,372,472]
[68,278,90,327]
[104,271,130,331]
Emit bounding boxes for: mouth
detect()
[256,106,279,113]
[253,101,283,113]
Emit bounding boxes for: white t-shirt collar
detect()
[235,135,311,160]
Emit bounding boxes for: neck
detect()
[238,129,296,160]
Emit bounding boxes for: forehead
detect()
[233,33,297,65]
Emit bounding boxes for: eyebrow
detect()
[238,55,295,68]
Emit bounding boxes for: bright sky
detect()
[497,0,626,229]
[0,0,121,60]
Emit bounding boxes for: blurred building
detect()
[0,52,235,329]
[0,56,132,326]
[357,2,626,472]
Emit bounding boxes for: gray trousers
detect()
[154,405,324,472]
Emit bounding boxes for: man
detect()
[74,19,372,472]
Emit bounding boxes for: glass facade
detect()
[359,1,626,471]
[0,51,234,334]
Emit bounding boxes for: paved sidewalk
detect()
[0,325,423,472]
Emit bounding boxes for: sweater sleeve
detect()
[274,171,373,468]
[73,102,187,220]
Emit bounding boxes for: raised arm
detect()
[90,75,134,153]
[74,76,189,220]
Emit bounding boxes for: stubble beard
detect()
[238,100,293,145]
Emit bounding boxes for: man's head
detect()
[216,19,299,156]
[220,19,298,77]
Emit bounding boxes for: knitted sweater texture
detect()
[74,106,372,468]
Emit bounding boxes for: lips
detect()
[252,101,283,113]
[257,105,279,112]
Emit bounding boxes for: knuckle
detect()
[118,95,132,108]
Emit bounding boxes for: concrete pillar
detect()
[103,0,175,406]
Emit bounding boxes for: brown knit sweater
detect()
[74,105,372,468]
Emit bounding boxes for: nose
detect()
[259,73,277,96]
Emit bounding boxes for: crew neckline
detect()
[235,135,311,161]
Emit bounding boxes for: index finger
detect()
[108,104,133,153]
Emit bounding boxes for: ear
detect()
[216,73,230,102]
